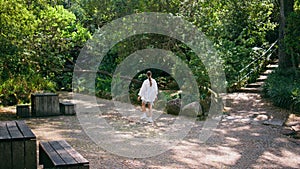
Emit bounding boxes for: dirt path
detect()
[2,92,300,168]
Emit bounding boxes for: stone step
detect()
[246,81,265,88]
[235,61,278,94]
[256,75,268,82]
[266,64,278,70]
[260,69,274,75]
[238,87,262,93]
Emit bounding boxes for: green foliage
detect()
[262,1,300,111]
[0,0,37,80]
[71,0,181,32]
[0,74,56,106]
[292,89,300,111]
[180,0,277,88]
[0,0,91,104]
[69,0,278,106]
[263,69,300,110]
[91,0,276,100]
[285,10,300,69]
[0,0,283,106]
[95,76,113,99]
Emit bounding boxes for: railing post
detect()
[236,40,278,87]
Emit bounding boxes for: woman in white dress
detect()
[138,71,158,123]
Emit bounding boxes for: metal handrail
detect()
[237,40,278,85]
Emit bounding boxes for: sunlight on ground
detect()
[0,92,299,168]
[257,149,300,168]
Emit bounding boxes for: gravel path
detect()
[25,92,300,169]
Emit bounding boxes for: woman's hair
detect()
[147,71,152,87]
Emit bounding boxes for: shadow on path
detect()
[23,92,300,169]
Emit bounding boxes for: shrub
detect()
[291,88,300,113]
[262,69,300,111]
[0,74,56,106]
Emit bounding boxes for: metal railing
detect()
[237,40,278,86]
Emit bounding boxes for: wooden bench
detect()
[39,140,89,169]
[16,104,31,117]
[0,120,37,169]
[59,102,76,115]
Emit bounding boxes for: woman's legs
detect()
[140,101,147,119]
[146,103,153,122]
[147,103,152,117]
[141,101,153,122]
[141,102,146,112]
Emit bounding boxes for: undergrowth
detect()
[262,68,300,113]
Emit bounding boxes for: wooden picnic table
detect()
[0,120,37,169]
[31,93,60,117]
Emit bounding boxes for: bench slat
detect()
[0,122,11,140]
[6,121,23,139]
[58,140,89,164]
[50,141,78,165]
[40,141,66,166]
[16,121,36,139]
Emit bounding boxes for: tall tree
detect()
[278,0,294,69]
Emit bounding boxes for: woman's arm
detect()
[138,81,146,100]
[154,79,158,101]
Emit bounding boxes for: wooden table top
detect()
[0,120,36,141]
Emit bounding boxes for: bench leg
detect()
[39,144,55,168]
[25,139,37,169]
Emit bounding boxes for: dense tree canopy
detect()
[73,0,278,96]
[0,0,299,109]
[263,0,300,111]
[0,0,90,104]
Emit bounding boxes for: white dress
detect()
[138,78,158,103]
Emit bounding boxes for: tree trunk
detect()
[278,0,294,69]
